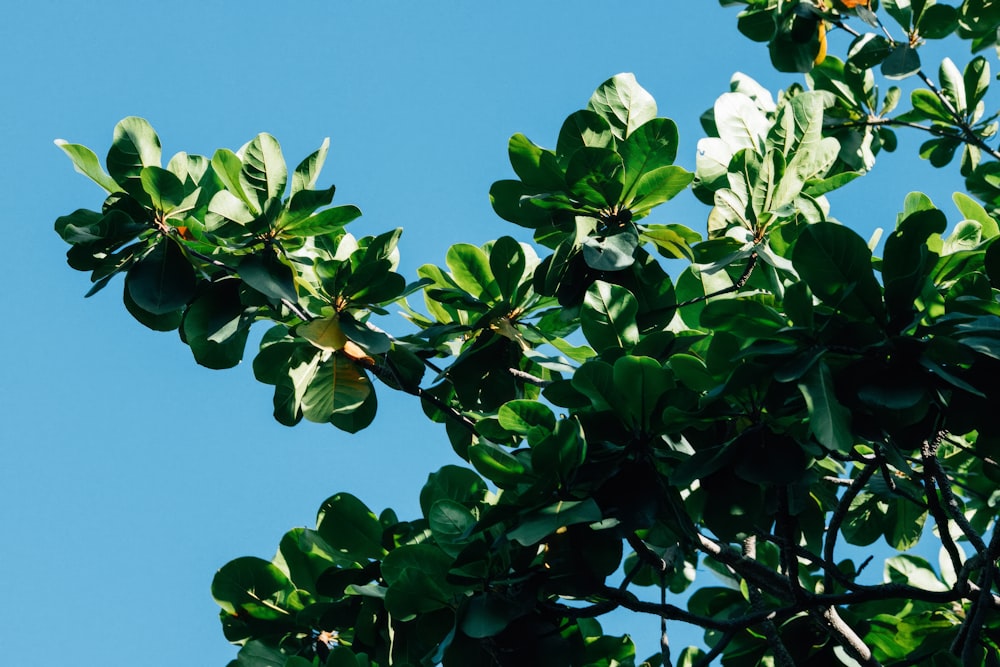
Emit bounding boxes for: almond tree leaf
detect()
[587,73,657,140]
[54,140,122,193]
[798,362,853,454]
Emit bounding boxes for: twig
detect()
[668,253,757,311]
[507,368,551,387]
[825,462,877,591]
[920,436,966,577]
[815,605,882,666]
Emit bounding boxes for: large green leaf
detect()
[240,133,287,212]
[446,243,501,302]
[181,278,252,369]
[581,281,639,352]
[797,362,853,454]
[619,118,679,201]
[291,137,329,194]
[140,166,186,213]
[301,354,372,422]
[556,109,615,156]
[587,73,657,140]
[612,355,673,432]
[125,239,197,315]
[531,417,586,481]
[211,556,296,620]
[792,222,886,323]
[315,492,386,562]
[54,140,122,193]
[488,236,528,303]
[238,251,298,303]
[565,147,626,209]
[106,116,162,194]
[419,465,488,518]
[508,133,565,191]
[506,498,602,545]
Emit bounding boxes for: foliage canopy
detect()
[54,1,1000,665]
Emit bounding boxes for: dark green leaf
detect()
[556,109,615,156]
[238,251,298,303]
[315,493,386,562]
[106,116,162,194]
[798,362,853,454]
[581,281,639,352]
[125,239,197,315]
[792,222,885,323]
[181,278,252,369]
[881,45,921,80]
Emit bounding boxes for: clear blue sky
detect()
[0,2,970,665]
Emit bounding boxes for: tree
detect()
[51,1,1000,665]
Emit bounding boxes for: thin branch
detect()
[668,253,757,311]
[920,436,966,578]
[744,535,796,667]
[825,462,877,591]
[507,368,551,387]
[815,605,882,667]
[692,629,739,667]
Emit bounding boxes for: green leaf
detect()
[508,133,565,191]
[713,92,769,152]
[798,362,853,454]
[211,556,295,619]
[54,140,122,193]
[939,57,967,115]
[467,442,528,486]
[507,499,602,545]
[613,355,673,432]
[498,400,555,436]
[964,56,991,111]
[640,223,700,261]
[291,137,329,194]
[565,147,626,209]
[211,148,255,212]
[885,555,948,591]
[847,34,893,69]
[883,0,913,29]
[297,316,349,351]
[315,493,386,562]
[556,109,615,156]
[106,117,162,193]
[582,228,639,271]
[240,133,287,212]
[792,222,886,323]
[140,166,186,213]
[428,499,476,546]
[460,594,525,639]
[531,417,586,481]
[382,545,457,620]
[125,239,197,315]
[587,73,657,140]
[954,191,1000,239]
[619,118,680,202]
[419,465,487,518]
[238,251,298,303]
[181,278,251,369]
[301,354,372,421]
[630,166,694,214]
[488,236,527,303]
[446,243,501,302]
[581,281,639,352]
[881,45,921,80]
[280,204,361,237]
[918,3,959,38]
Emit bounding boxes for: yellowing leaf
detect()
[298,316,348,351]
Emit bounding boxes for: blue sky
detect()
[0,2,972,665]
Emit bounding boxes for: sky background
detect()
[0,2,976,666]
